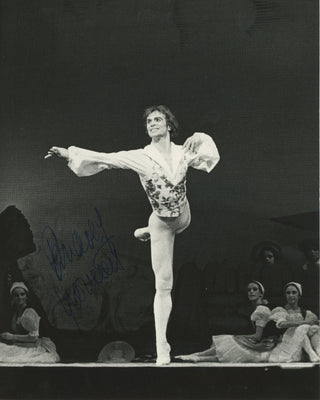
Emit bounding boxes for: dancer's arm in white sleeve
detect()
[67,146,146,176]
[45,146,146,176]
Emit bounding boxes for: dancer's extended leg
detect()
[149,213,175,365]
[177,354,218,363]
[176,345,218,362]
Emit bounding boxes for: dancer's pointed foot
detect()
[175,355,188,360]
[175,355,200,363]
[156,354,171,366]
[134,227,150,242]
[156,342,171,366]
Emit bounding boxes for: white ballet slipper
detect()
[175,355,187,360]
[156,342,171,366]
[176,355,201,363]
[156,354,171,366]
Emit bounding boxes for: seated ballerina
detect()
[176,281,277,363]
[0,282,60,363]
[268,282,320,363]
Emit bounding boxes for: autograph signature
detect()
[41,207,125,328]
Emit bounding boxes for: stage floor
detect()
[1,362,319,399]
[0,361,319,368]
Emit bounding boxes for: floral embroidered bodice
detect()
[139,152,189,217]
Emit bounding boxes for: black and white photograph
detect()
[0,1,319,399]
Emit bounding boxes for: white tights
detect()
[147,202,191,364]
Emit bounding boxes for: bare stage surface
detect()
[0,361,319,368]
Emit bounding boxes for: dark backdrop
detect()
[0,0,319,398]
[1,0,318,333]
[1,0,318,219]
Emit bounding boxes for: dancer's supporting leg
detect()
[149,213,175,365]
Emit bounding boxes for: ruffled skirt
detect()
[0,337,60,363]
[213,334,276,363]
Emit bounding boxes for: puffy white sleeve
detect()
[251,305,271,327]
[305,310,319,325]
[67,146,147,177]
[270,307,288,328]
[20,308,40,337]
[187,132,220,172]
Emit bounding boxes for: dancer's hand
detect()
[245,334,260,343]
[182,132,203,153]
[44,147,69,160]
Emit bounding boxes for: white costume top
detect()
[250,305,272,328]
[12,308,40,337]
[68,132,220,217]
[270,307,318,328]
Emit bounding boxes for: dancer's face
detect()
[261,250,275,266]
[285,285,300,306]
[146,111,169,139]
[307,248,319,262]
[247,283,262,303]
[12,288,27,309]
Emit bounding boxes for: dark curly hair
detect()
[258,246,280,262]
[251,241,282,263]
[143,105,179,139]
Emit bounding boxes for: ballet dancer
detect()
[45,105,220,365]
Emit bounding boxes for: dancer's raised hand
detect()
[44,146,69,160]
[182,132,203,153]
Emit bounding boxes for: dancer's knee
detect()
[308,325,320,337]
[155,278,173,292]
[153,264,173,287]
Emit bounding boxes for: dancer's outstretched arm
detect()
[45,145,146,177]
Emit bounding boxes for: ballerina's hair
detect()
[284,282,302,297]
[143,105,179,139]
[251,280,265,295]
[10,282,29,308]
[248,281,268,305]
[10,282,29,296]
